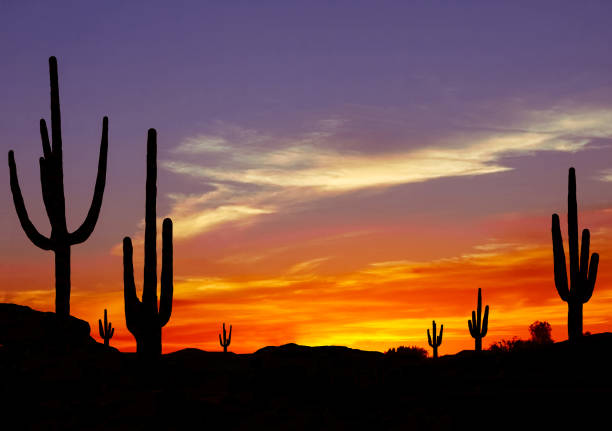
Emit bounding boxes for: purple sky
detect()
[2,1,612,351]
[3,0,612,254]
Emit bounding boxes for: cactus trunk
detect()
[136,327,161,357]
[54,246,70,317]
[568,301,583,340]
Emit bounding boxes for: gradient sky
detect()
[1,1,612,354]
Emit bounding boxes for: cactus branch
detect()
[8,152,53,250]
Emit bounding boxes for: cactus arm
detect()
[468,319,473,336]
[427,329,432,346]
[219,333,223,346]
[70,117,109,245]
[481,305,489,337]
[552,214,569,302]
[8,151,53,250]
[583,253,599,302]
[228,325,232,344]
[40,119,52,159]
[38,157,57,224]
[142,129,158,309]
[123,237,141,335]
[579,229,590,283]
[439,324,443,345]
[109,326,114,338]
[98,318,104,338]
[159,218,173,327]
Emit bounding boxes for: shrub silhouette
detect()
[468,288,489,352]
[427,320,443,358]
[98,309,114,347]
[529,321,553,344]
[219,322,232,353]
[123,129,174,360]
[552,167,599,341]
[7,56,108,317]
[488,337,526,353]
[385,345,428,359]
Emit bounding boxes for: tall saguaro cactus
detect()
[552,167,599,340]
[98,309,114,347]
[8,56,108,317]
[123,129,173,359]
[427,320,443,359]
[468,288,489,352]
[219,322,232,353]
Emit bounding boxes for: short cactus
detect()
[98,309,114,347]
[468,288,489,352]
[427,320,443,359]
[219,323,232,353]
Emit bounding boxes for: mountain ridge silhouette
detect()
[2,302,611,429]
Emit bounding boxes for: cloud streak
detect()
[160,107,612,240]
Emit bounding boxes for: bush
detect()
[385,345,428,359]
[488,337,529,353]
[529,321,553,344]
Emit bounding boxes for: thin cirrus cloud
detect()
[159,107,612,241]
[600,169,612,182]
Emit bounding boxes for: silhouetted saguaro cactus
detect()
[427,320,443,359]
[123,129,173,360]
[219,322,232,353]
[552,167,599,341]
[8,56,108,317]
[468,288,489,352]
[98,309,114,347]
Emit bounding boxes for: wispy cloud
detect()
[286,257,331,275]
[160,107,612,240]
[599,169,612,182]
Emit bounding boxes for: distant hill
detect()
[1,303,611,430]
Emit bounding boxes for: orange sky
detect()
[3,204,611,355]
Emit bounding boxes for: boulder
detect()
[0,303,96,350]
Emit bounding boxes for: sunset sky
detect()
[1,1,612,355]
